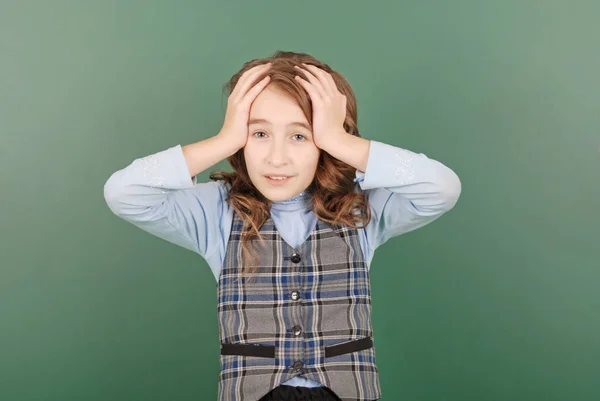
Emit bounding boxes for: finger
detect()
[230,63,271,101]
[241,75,271,105]
[294,66,326,100]
[323,69,340,97]
[295,65,326,98]
[231,63,271,100]
[294,75,323,106]
[302,63,337,97]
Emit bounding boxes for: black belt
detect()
[220,337,373,358]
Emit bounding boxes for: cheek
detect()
[243,146,260,174]
[298,148,320,173]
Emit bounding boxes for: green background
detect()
[2,1,598,400]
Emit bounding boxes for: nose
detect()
[266,139,289,166]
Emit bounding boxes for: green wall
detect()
[2,1,598,400]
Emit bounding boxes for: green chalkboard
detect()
[2,1,599,400]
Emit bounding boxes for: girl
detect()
[104,50,461,401]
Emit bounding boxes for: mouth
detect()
[264,175,293,185]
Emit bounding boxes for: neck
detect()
[270,191,311,211]
[275,191,307,203]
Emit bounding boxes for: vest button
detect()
[290,253,301,263]
[290,291,301,301]
[291,325,302,336]
[292,360,304,372]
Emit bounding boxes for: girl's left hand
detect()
[294,64,347,149]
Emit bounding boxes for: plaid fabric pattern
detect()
[217,212,381,401]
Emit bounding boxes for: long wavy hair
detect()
[209,50,371,277]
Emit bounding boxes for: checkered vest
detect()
[216,211,381,401]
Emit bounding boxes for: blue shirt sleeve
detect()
[355,140,462,254]
[103,144,229,278]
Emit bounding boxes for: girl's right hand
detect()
[217,63,272,151]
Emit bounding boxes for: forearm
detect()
[182,133,241,178]
[319,130,370,173]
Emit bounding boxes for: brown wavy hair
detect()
[209,50,371,277]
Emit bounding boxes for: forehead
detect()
[249,86,308,124]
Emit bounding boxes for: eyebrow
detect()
[248,118,312,132]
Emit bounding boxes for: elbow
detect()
[406,171,462,217]
[440,170,462,211]
[103,172,125,215]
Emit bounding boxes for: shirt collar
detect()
[270,191,312,211]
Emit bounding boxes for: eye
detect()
[253,131,267,138]
[293,134,306,141]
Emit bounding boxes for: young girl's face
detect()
[244,85,320,202]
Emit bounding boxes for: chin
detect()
[262,190,295,202]
[254,185,305,203]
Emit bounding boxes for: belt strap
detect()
[220,343,275,358]
[325,336,373,357]
[220,337,373,358]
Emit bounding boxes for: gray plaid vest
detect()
[216,211,381,401]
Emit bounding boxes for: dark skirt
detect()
[258,385,342,401]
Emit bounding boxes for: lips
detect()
[264,175,293,185]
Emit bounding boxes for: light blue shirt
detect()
[103,139,461,388]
